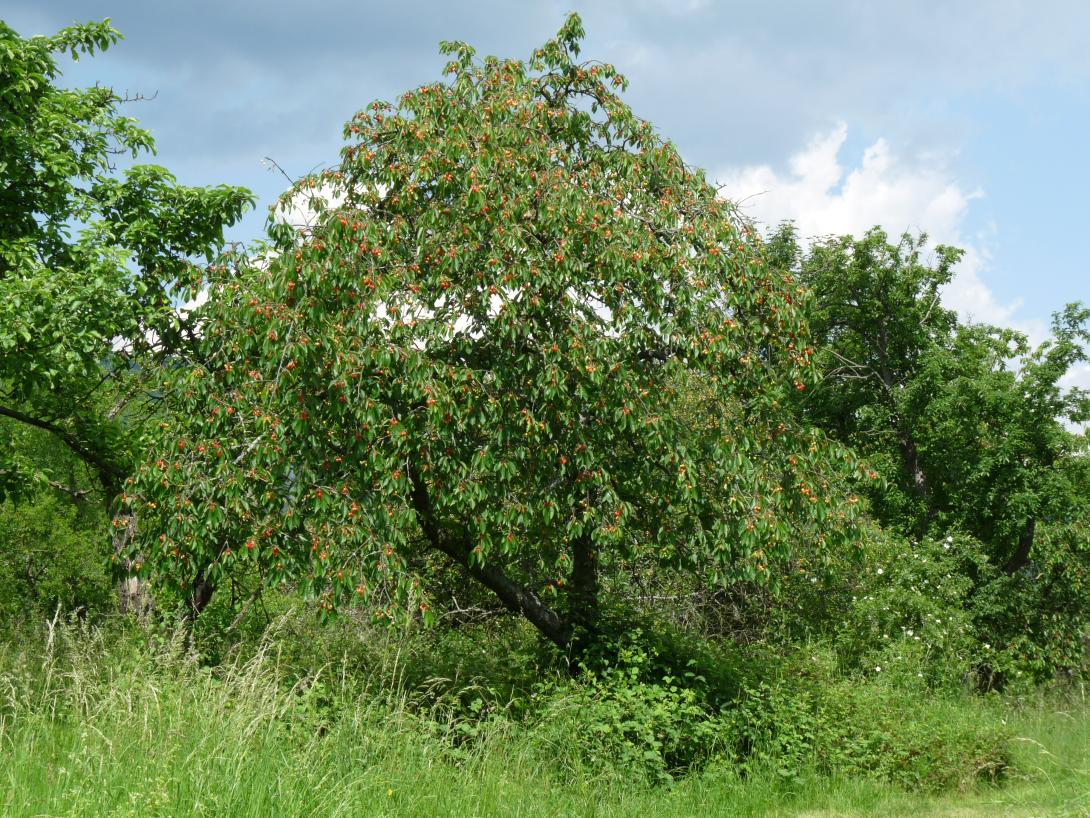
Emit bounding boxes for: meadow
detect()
[3,615,1088,818]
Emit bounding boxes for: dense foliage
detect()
[122,16,862,651]
[772,225,1090,683]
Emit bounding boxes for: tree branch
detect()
[406,464,571,648]
[0,404,126,490]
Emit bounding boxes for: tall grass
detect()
[1,619,1088,817]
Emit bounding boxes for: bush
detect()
[834,530,979,688]
[527,633,723,786]
[0,493,112,621]
[174,597,1016,791]
[831,525,1090,689]
[726,649,1011,791]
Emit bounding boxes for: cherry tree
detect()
[124,15,860,648]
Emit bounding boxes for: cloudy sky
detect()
[9,1,1088,361]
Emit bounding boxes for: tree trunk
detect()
[188,572,216,620]
[568,532,600,655]
[897,431,928,501]
[875,324,935,528]
[110,508,152,617]
[407,467,572,649]
[1003,517,1036,575]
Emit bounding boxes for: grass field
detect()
[2,625,1088,818]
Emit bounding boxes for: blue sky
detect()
[9,1,1088,354]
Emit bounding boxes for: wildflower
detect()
[875,665,882,672]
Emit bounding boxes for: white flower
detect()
[906,629,914,636]
[946,535,954,543]
[876,567,884,575]
[875,665,882,673]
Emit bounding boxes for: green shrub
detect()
[526,634,722,786]
[833,526,1090,689]
[0,494,112,621]
[726,649,1011,791]
[835,530,979,688]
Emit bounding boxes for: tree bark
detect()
[874,324,935,524]
[568,531,600,650]
[897,430,931,504]
[188,572,216,620]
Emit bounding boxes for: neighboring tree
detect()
[124,16,861,653]
[767,227,964,532]
[774,224,1090,680]
[0,20,253,509]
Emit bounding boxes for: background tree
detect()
[125,16,862,654]
[774,224,1090,680]
[0,20,253,510]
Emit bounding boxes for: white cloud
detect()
[715,123,971,241]
[714,123,1040,336]
[269,178,347,229]
[179,288,208,316]
[1062,362,1090,390]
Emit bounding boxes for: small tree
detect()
[125,16,860,651]
[0,20,252,507]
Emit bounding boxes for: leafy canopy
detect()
[0,19,253,501]
[126,15,861,648]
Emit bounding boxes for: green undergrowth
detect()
[1,617,1088,817]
